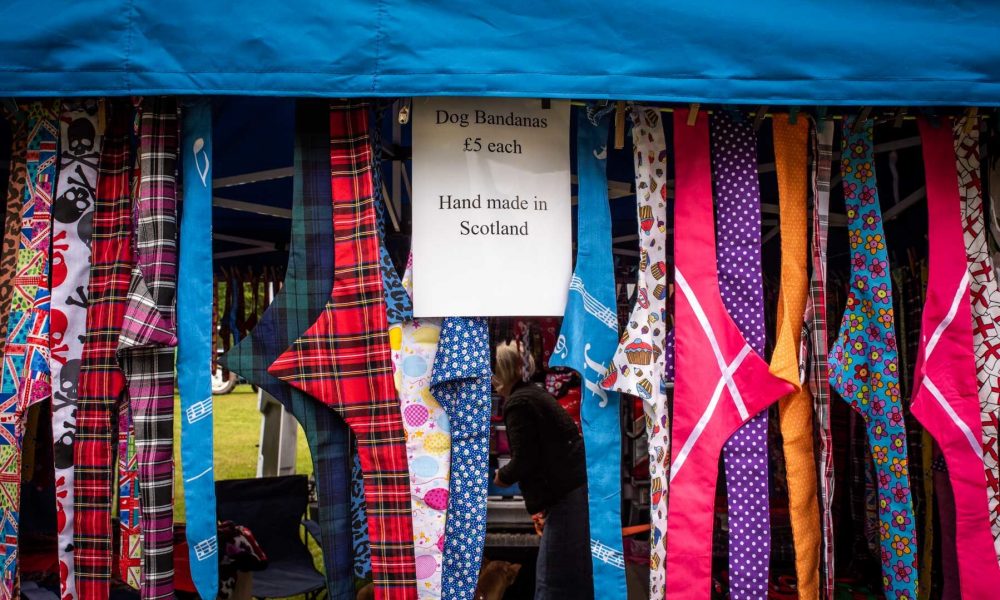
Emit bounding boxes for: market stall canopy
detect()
[2,1,999,105]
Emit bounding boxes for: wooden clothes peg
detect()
[614,101,626,149]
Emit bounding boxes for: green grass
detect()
[172,384,313,520]
[173,385,326,599]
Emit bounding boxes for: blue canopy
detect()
[2,0,999,105]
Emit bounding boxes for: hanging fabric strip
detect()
[389,257,448,599]
[350,442,373,580]
[664,108,794,600]
[0,111,27,359]
[551,105,624,599]
[911,117,1000,596]
[952,116,1000,561]
[117,402,141,587]
[269,101,417,600]
[429,316,491,600]
[806,118,836,600]
[770,115,820,599]
[74,99,133,599]
[49,100,101,600]
[0,100,58,599]
[117,97,180,599]
[178,97,219,600]
[371,107,412,326]
[219,98,354,599]
[828,117,918,600]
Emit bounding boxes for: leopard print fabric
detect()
[0,112,27,357]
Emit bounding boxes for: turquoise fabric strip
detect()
[178,98,220,600]
[550,108,625,598]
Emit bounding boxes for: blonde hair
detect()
[494,341,535,395]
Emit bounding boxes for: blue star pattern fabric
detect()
[551,106,625,598]
[430,317,491,600]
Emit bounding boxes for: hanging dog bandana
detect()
[911,117,1000,596]
[0,112,27,359]
[117,97,180,599]
[177,98,219,600]
[49,100,101,600]
[430,316,490,600]
[220,99,354,600]
[117,403,141,587]
[389,257,449,599]
[770,116,820,599]
[553,105,625,598]
[351,445,373,579]
[596,105,657,599]
[806,119,836,599]
[74,100,134,599]
[828,117,918,600]
[269,101,417,600]
[0,100,58,598]
[371,109,412,326]
[953,116,1000,560]
[664,108,794,600]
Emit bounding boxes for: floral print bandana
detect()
[828,118,918,599]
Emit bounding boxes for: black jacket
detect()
[497,382,587,514]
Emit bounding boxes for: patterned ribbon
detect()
[828,117,918,600]
[74,99,133,598]
[269,101,417,599]
[429,317,491,600]
[389,258,448,599]
[220,98,354,599]
[117,403,141,586]
[912,117,1000,597]
[806,119,836,599]
[49,101,101,600]
[771,116,820,599]
[178,97,219,600]
[953,116,1000,561]
[555,106,625,598]
[597,105,658,598]
[665,108,793,599]
[0,112,27,361]
[117,97,181,598]
[0,100,58,599]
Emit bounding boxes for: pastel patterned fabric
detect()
[554,105,625,598]
[269,101,417,600]
[74,100,133,599]
[117,97,180,599]
[389,258,448,599]
[770,116,820,599]
[0,101,58,598]
[0,113,27,362]
[806,119,836,599]
[953,116,1000,559]
[220,98,354,599]
[49,100,101,600]
[911,117,1000,597]
[429,316,490,600]
[598,105,661,599]
[828,118,918,600]
[177,97,219,600]
[664,109,794,600]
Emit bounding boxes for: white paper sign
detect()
[411,97,572,317]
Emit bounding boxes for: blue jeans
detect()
[535,485,594,600]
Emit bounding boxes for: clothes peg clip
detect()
[752,105,768,132]
[854,106,872,132]
[964,107,979,133]
[614,101,626,150]
[398,99,410,125]
[98,98,107,134]
[893,107,907,128]
[687,103,700,126]
[788,106,799,124]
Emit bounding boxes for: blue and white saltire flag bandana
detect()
[550,105,625,598]
[178,98,219,600]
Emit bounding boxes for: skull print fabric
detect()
[49,100,102,600]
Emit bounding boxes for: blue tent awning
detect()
[2,1,999,105]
